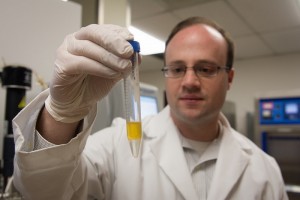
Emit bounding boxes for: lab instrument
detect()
[254,91,300,198]
[0,66,32,191]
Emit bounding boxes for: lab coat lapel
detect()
[208,127,250,200]
[145,108,198,200]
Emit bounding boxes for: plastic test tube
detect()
[124,40,142,158]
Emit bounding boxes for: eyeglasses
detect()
[161,63,229,78]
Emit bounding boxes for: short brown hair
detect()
[165,16,234,69]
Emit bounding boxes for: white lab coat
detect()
[13,90,288,200]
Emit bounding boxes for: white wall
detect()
[140,52,300,135]
[0,0,81,155]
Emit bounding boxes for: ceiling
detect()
[128,0,300,71]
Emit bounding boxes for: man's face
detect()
[165,24,234,125]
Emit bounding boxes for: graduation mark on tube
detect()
[124,40,142,158]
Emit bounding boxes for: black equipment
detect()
[0,66,32,190]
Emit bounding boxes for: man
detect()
[13,17,288,200]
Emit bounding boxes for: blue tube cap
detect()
[129,40,140,52]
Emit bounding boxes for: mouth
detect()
[179,95,205,103]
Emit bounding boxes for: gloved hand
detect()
[45,24,134,123]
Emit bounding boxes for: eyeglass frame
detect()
[161,63,230,78]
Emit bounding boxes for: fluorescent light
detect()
[129,26,165,55]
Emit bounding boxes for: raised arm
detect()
[37,24,134,144]
[13,24,135,200]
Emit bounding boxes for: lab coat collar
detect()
[144,106,199,200]
[208,114,251,200]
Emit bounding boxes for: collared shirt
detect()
[179,123,223,199]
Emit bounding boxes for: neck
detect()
[173,116,220,142]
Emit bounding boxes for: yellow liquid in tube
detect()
[127,122,142,140]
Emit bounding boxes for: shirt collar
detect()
[178,121,224,163]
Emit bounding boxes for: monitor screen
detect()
[140,95,159,119]
[285,103,298,114]
[259,97,300,124]
[284,102,299,120]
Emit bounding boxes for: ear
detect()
[227,68,235,90]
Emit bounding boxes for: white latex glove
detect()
[45,24,134,123]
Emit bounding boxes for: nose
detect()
[181,67,200,87]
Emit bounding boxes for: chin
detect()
[176,110,203,122]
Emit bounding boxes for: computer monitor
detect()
[140,83,159,119]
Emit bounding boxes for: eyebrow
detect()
[167,60,185,66]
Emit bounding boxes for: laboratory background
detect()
[0,0,300,199]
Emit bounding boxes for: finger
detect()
[66,34,132,73]
[56,46,129,79]
[74,24,134,58]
